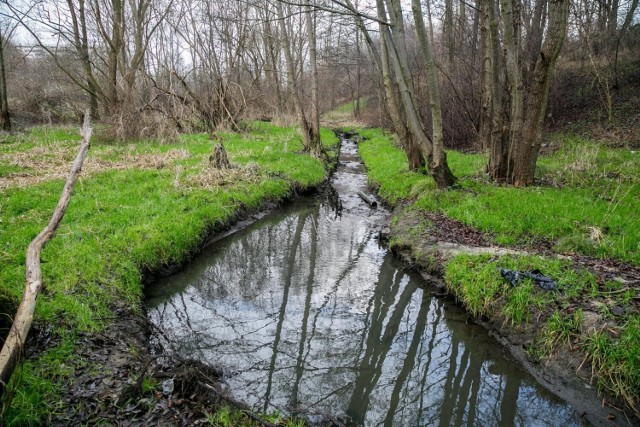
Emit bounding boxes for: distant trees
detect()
[0,0,636,183]
[2,0,359,147]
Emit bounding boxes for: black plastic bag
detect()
[500,268,558,291]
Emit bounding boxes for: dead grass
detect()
[0,147,191,190]
[184,162,263,189]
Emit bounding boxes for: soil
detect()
[384,205,640,427]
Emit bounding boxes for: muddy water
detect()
[147,138,586,426]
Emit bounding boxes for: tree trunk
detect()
[412,0,456,188]
[377,6,423,170]
[512,0,569,186]
[275,0,313,152]
[68,0,100,120]
[379,0,432,161]
[0,113,92,397]
[106,0,124,113]
[304,1,322,156]
[0,30,11,131]
[378,0,456,187]
[482,0,510,180]
[500,0,524,181]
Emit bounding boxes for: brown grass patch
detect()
[183,162,263,189]
[0,146,191,190]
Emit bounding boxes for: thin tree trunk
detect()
[304,0,322,156]
[412,0,456,187]
[275,0,312,151]
[105,0,124,113]
[0,30,11,131]
[68,0,100,120]
[0,113,92,397]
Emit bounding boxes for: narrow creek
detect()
[146,136,587,426]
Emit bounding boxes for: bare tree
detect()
[412,0,456,187]
[304,0,321,156]
[377,0,456,188]
[275,0,317,154]
[482,0,570,186]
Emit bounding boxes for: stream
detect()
[147,137,586,426]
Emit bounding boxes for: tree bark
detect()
[0,113,92,397]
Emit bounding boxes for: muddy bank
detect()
[383,205,639,427]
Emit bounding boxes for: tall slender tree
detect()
[0,28,10,131]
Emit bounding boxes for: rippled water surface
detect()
[147,139,586,426]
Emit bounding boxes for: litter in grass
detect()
[500,268,559,291]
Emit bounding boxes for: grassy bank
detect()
[357,128,640,416]
[0,122,338,424]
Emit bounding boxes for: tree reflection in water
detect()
[148,200,584,426]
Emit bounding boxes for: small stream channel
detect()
[147,136,586,426]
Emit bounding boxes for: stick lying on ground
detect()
[0,112,92,397]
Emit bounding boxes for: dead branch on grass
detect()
[0,112,92,398]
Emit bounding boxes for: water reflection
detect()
[147,200,584,426]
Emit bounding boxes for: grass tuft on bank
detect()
[0,122,338,424]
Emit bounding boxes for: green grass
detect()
[0,122,339,424]
[444,254,594,326]
[586,316,640,409]
[205,406,307,427]
[358,129,640,265]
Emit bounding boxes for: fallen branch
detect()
[0,112,92,397]
[357,190,377,208]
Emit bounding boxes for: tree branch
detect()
[0,111,92,398]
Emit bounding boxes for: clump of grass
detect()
[531,309,583,359]
[357,129,426,203]
[205,407,308,427]
[444,254,591,326]
[586,316,640,415]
